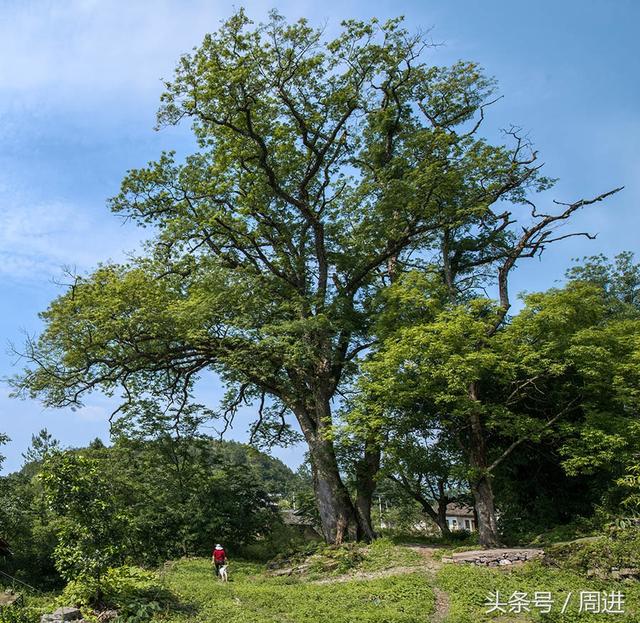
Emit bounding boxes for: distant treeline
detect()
[0,435,303,586]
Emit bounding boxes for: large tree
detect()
[13,11,614,543]
[360,256,633,546]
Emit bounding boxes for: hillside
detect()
[5,539,640,622]
[159,542,640,623]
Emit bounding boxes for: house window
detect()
[464,519,471,530]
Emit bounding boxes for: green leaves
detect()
[40,452,128,581]
[359,258,640,497]
[0,433,8,471]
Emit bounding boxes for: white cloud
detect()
[0,0,309,106]
[0,193,143,281]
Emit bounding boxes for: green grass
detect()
[300,538,425,577]
[388,531,479,549]
[437,561,640,623]
[5,540,639,623]
[160,558,435,623]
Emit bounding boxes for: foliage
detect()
[1,436,293,587]
[237,522,321,563]
[544,527,640,577]
[59,566,172,614]
[356,253,640,541]
[617,462,640,516]
[40,452,129,581]
[438,560,639,622]
[0,605,44,623]
[0,433,8,471]
[21,430,60,466]
[13,8,581,542]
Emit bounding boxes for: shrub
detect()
[59,566,174,620]
[544,526,640,576]
[0,606,42,623]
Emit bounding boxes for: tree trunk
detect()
[308,434,361,543]
[354,438,381,541]
[436,496,451,537]
[388,474,452,537]
[471,476,500,547]
[468,382,501,547]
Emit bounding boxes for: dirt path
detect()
[310,545,450,621]
[404,545,449,622]
[310,565,426,584]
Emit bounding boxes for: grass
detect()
[160,558,435,623]
[4,539,639,623]
[437,560,640,622]
[0,589,59,623]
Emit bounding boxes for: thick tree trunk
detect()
[293,382,369,543]
[468,382,501,547]
[308,434,361,543]
[470,476,500,547]
[354,438,381,541]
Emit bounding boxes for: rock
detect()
[53,608,82,622]
[449,548,544,567]
[41,607,82,623]
[271,567,294,576]
[96,610,118,623]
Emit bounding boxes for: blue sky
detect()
[1,0,638,473]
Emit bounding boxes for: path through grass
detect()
[161,558,435,623]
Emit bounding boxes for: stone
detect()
[499,559,512,565]
[55,608,82,621]
[271,567,294,576]
[449,548,544,567]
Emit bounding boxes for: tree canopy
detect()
[13,10,620,544]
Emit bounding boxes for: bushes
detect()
[238,523,321,563]
[0,605,42,623]
[544,526,640,577]
[58,566,174,620]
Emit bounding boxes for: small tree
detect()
[0,433,7,471]
[40,453,128,583]
[384,430,465,537]
[22,429,60,465]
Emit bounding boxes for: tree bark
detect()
[470,476,500,547]
[468,382,501,547]
[354,438,381,541]
[293,390,365,544]
[418,497,451,537]
[308,434,361,543]
[436,495,451,537]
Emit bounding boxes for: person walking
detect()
[212,544,227,576]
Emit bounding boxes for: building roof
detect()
[281,509,315,527]
[445,503,475,518]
